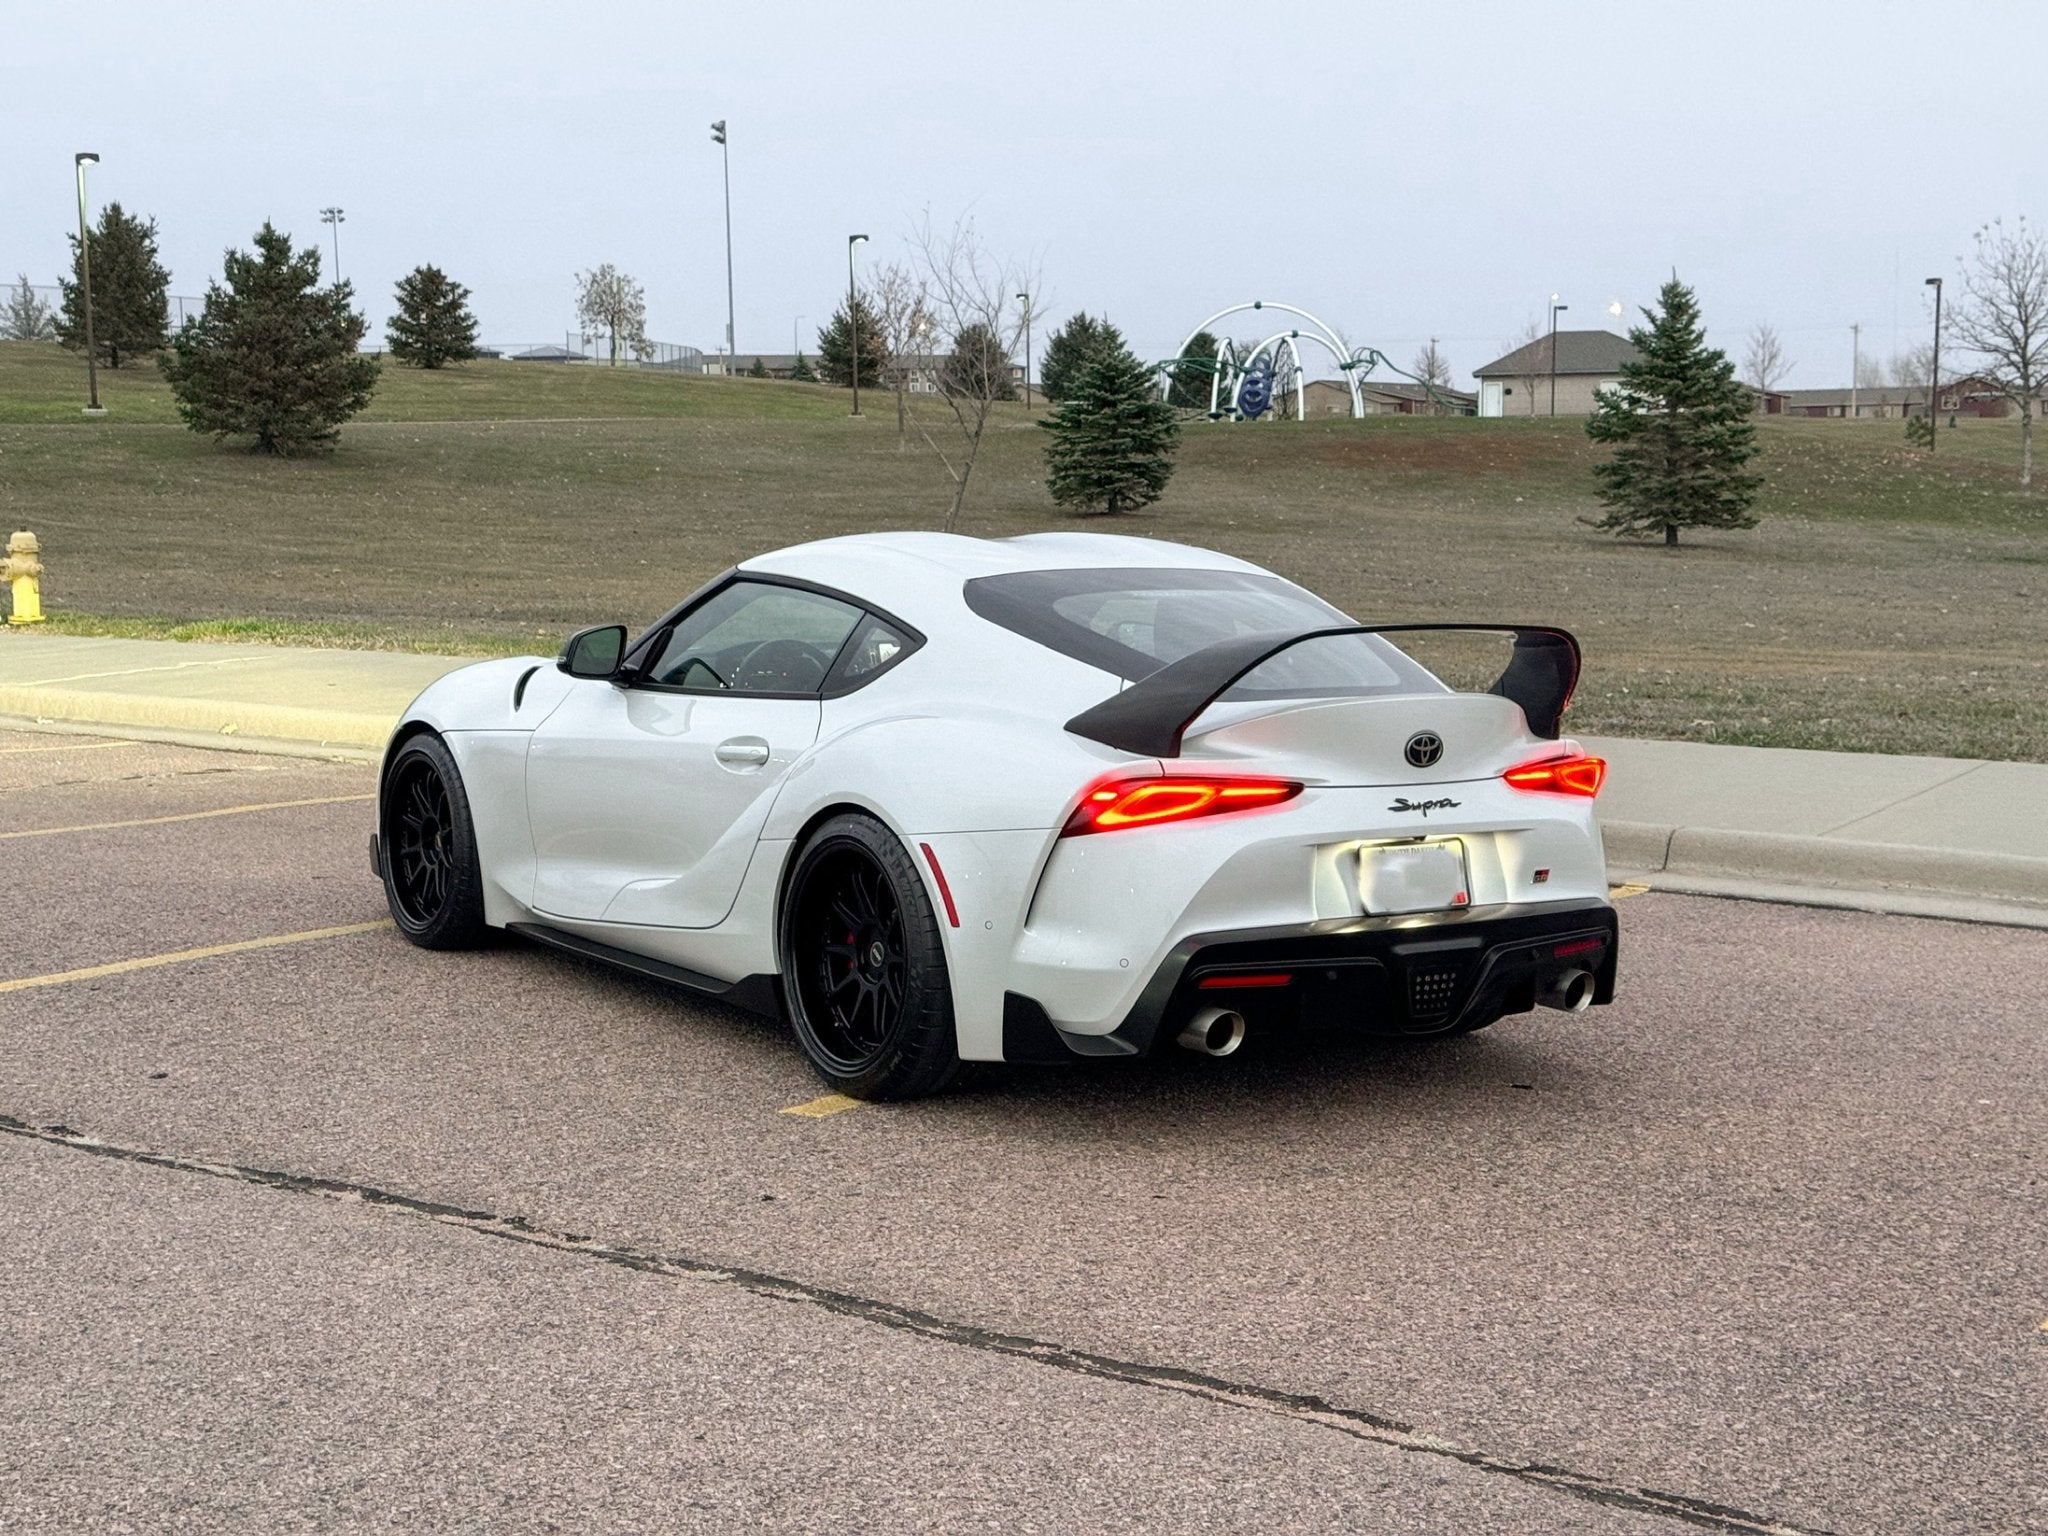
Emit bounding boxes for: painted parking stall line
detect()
[0,920,394,995]
[0,793,374,841]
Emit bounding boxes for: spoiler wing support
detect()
[1062,624,1582,759]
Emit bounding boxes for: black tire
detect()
[779,813,960,1101]
[381,733,490,950]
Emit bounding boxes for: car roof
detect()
[740,531,1270,627]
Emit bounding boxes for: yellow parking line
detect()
[780,1093,868,1119]
[0,793,374,841]
[0,739,141,756]
[0,920,394,995]
[1608,882,1652,900]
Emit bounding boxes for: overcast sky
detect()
[6,1,2042,388]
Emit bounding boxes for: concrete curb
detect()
[1603,818,2048,909]
[0,685,390,752]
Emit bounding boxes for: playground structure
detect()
[1159,300,1451,422]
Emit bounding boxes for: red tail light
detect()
[1062,776,1303,836]
[1502,752,1607,798]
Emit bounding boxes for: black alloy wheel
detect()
[381,733,489,949]
[781,814,959,1100]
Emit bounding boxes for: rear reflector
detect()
[1502,753,1607,798]
[1197,972,1293,990]
[1062,776,1303,836]
[917,842,960,928]
[1553,937,1607,959]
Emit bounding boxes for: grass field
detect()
[2,340,2043,759]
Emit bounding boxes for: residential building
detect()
[1472,330,1639,418]
[1294,379,1477,416]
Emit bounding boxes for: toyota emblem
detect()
[1404,731,1444,769]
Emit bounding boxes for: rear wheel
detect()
[780,814,959,1100]
[381,733,489,950]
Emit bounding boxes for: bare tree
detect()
[1853,352,1886,391]
[3,275,55,341]
[1742,323,1791,406]
[865,260,933,449]
[1949,216,2048,487]
[574,265,648,366]
[1503,318,1544,417]
[1887,343,1934,389]
[1411,337,1453,413]
[902,215,1033,531]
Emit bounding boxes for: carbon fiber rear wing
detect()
[1063,624,1582,759]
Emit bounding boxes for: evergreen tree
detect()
[942,322,1016,400]
[56,202,171,366]
[1167,329,1220,409]
[816,294,888,388]
[159,223,379,455]
[788,351,817,382]
[1039,312,1127,402]
[1041,342,1180,515]
[1585,277,1761,546]
[748,355,768,378]
[386,264,479,369]
[3,275,55,341]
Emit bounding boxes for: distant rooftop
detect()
[1473,330,1639,378]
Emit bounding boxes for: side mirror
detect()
[558,624,628,680]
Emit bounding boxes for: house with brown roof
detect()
[1473,330,1638,418]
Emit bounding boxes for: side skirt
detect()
[506,922,784,1019]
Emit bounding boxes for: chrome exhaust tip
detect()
[1538,969,1595,1014]
[1176,1007,1246,1056]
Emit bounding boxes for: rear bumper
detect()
[1002,897,1617,1061]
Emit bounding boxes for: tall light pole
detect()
[847,233,868,417]
[74,153,101,414]
[1548,294,1568,417]
[319,207,345,287]
[793,315,804,359]
[1850,322,1861,421]
[1924,276,1943,453]
[711,121,735,365]
[1017,291,1033,408]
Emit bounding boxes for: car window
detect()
[644,581,863,695]
[962,567,1446,699]
[823,616,914,692]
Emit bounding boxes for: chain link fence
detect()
[3,280,207,340]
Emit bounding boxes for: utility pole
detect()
[74,153,102,414]
[847,233,869,416]
[1924,277,1943,453]
[320,207,345,286]
[1017,291,1033,408]
[710,122,735,363]
[1850,323,1860,420]
[1547,295,1569,417]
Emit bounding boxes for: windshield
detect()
[962,567,1447,700]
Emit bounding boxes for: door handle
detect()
[714,737,772,770]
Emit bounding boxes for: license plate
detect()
[1358,839,1470,915]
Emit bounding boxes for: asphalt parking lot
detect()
[2,725,2043,1534]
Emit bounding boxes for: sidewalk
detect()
[5,630,2046,927]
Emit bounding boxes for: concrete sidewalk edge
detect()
[0,713,378,764]
[1603,864,2048,932]
[0,685,390,751]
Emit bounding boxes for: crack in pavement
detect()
[0,1112,1836,1536]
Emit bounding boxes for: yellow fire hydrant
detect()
[5,530,46,625]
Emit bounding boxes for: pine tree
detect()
[3,275,55,341]
[56,203,171,367]
[1041,342,1180,515]
[386,265,479,369]
[1039,312,1127,402]
[1167,329,1220,409]
[942,322,1016,400]
[816,294,888,389]
[748,355,768,378]
[159,223,379,455]
[788,351,817,382]
[1585,277,1762,546]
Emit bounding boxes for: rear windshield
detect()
[962,567,1446,700]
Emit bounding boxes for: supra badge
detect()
[1405,731,1444,768]
[1389,796,1461,817]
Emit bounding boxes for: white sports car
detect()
[375,532,1616,1099]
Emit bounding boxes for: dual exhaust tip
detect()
[1176,968,1593,1054]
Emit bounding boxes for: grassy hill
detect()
[1,339,2042,758]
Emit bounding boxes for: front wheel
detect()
[780,814,959,1100]
[381,733,490,950]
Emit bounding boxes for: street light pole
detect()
[1548,294,1568,417]
[711,122,735,364]
[1017,291,1032,408]
[793,315,804,359]
[74,152,101,414]
[320,207,345,287]
[847,233,868,417]
[1924,276,1943,453]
